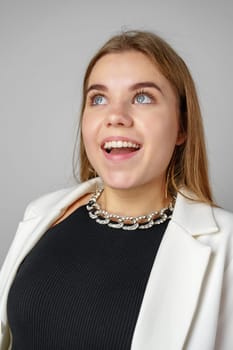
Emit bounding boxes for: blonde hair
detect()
[73,30,214,205]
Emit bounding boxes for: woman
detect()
[0,30,233,350]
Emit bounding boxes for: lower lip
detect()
[102,149,140,161]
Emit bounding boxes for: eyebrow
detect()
[86,84,107,94]
[129,82,163,94]
[86,81,163,95]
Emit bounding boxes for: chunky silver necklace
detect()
[86,188,175,230]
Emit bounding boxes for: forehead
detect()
[88,51,168,87]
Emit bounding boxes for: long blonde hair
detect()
[73,30,214,205]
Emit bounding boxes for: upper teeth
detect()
[104,141,140,149]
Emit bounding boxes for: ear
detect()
[176,131,186,146]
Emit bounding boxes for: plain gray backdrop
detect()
[1,0,233,266]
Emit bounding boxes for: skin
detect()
[54,50,185,225]
[81,51,184,216]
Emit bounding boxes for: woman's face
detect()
[82,50,183,191]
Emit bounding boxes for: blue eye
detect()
[92,95,107,105]
[134,93,152,104]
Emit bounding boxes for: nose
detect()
[105,103,133,128]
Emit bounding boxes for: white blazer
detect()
[0,178,233,350]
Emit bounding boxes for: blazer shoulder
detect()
[212,206,233,230]
[23,186,77,220]
[22,178,100,220]
[212,207,233,264]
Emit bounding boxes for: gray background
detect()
[1,0,233,266]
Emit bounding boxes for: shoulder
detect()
[212,206,233,231]
[24,187,76,217]
[23,178,101,220]
[177,188,233,232]
[209,206,233,268]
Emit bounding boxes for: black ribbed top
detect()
[7,205,169,350]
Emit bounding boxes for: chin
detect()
[101,174,151,191]
[101,175,137,190]
[103,181,134,191]
[100,170,165,192]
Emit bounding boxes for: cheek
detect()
[147,113,179,144]
[161,121,179,158]
[81,114,99,161]
[81,118,92,161]
[146,114,179,163]
[162,109,180,144]
[81,117,88,144]
[82,114,94,144]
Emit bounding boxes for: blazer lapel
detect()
[0,178,99,326]
[131,193,219,350]
[4,178,100,276]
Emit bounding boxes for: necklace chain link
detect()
[86,188,175,230]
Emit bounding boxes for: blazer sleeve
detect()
[214,257,233,350]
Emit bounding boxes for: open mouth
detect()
[103,140,141,155]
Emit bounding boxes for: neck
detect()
[98,181,169,217]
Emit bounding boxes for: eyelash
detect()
[87,89,155,105]
[134,89,155,103]
[87,93,106,105]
